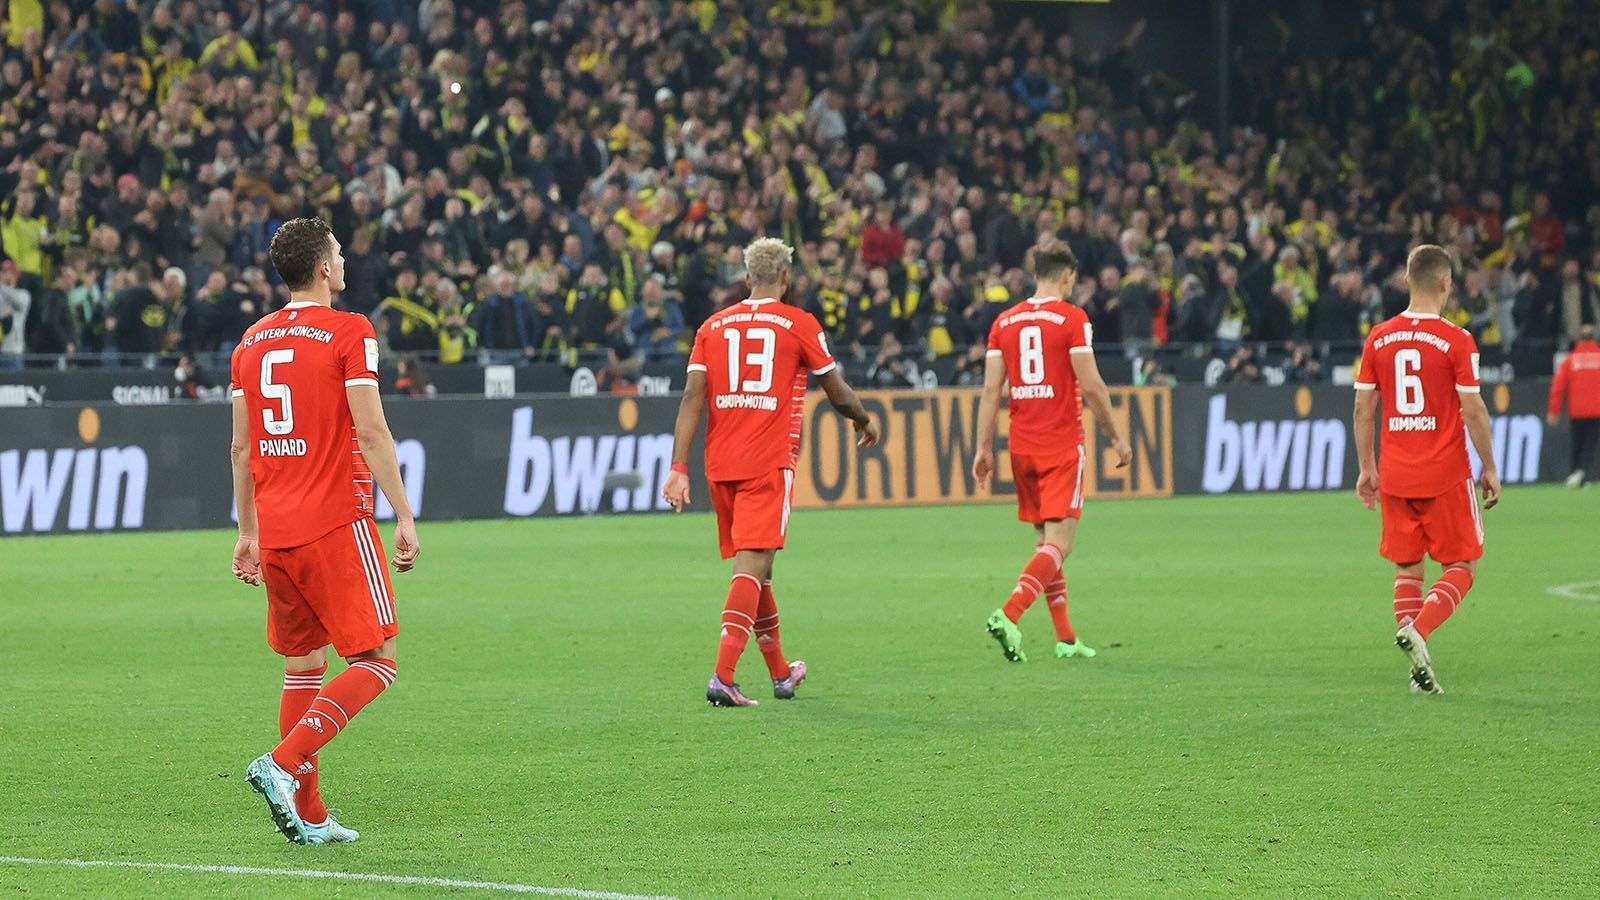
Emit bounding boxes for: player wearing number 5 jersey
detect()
[229,218,419,843]
[973,243,1130,664]
[1354,244,1500,695]
[664,238,879,708]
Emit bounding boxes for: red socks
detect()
[754,580,790,680]
[279,665,327,823]
[1392,573,1425,627]
[272,659,396,777]
[1003,543,1064,623]
[715,574,762,684]
[1044,573,1076,643]
[1413,567,1473,640]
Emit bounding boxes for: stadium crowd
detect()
[2,0,1598,381]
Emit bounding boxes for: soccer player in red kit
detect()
[1354,244,1500,695]
[973,243,1130,663]
[663,237,878,707]
[229,218,420,842]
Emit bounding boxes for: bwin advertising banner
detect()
[0,383,1569,535]
[1173,381,1561,494]
[0,398,706,536]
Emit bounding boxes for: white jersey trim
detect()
[1068,346,1094,355]
[344,377,380,389]
[686,363,707,373]
[1353,382,1377,391]
[1456,384,1481,394]
[811,362,837,376]
[231,388,245,398]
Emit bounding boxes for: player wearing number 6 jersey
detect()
[1354,244,1500,695]
[229,218,419,843]
[973,243,1130,663]
[664,237,879,708]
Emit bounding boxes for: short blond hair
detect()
[743,237,793,286]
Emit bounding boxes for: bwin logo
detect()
[503,406,676,516]
[1202,395,1347,493]
[0,410,148,534]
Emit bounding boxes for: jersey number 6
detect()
[1394,348,1425,415]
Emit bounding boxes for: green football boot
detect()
[985,609,1027,663]
[1055,640,1097,659]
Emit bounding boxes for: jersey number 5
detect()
[1394,348,1425,415]
[725,327,775,393]
[261,348,296,435]
[1019,325,1046,385]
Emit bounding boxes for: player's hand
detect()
[1480,468,1502,510]
[1111,437,1132,469]
[1546,413,1559,428]
[854,415,879,448]
[663,470,691,511]
[972,449,994,489]
[1356,466,1380,511]
[392,519,420,572]
[231,535,262,587]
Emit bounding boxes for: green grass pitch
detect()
[1,487,1596,897]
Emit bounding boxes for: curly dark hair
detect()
[269,217,333,290]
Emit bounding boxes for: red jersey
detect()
[687,297,836,482]
[987,297,1095,458]
[230,301,381,549]
[1355,312,1481,499]
[1549,339,1600,419]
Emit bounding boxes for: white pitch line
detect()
[0,857,677,899]
[1545,580,1600,602]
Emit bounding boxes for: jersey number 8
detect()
[1019,325,1046,385]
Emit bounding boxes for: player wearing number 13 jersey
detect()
[229,218,420,844]
[973,243,1130,664]
[1354,244,1500,695]
[664,238,878,708]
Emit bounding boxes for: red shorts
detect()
[262,517,399,657]
[709,468,794,560]
[1011,448,1085,525]
[1379,478,1485,564]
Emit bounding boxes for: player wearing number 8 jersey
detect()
[664,238,878,707]
[972,243,1130,663]
[229,218,420,843]
[1354,244,1500,695]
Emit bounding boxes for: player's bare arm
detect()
[1353,387,1380,510]
[1459,389,1501,509]
[818,368,879,448]
[348,383,420,570]
[663,369,707,511]
[229,394,262,586]
[973,353,1007,487]
[1070,352,1132,469]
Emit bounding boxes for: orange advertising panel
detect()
[792,387,1173,509]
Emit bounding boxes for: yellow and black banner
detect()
[792,387,1173,510]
